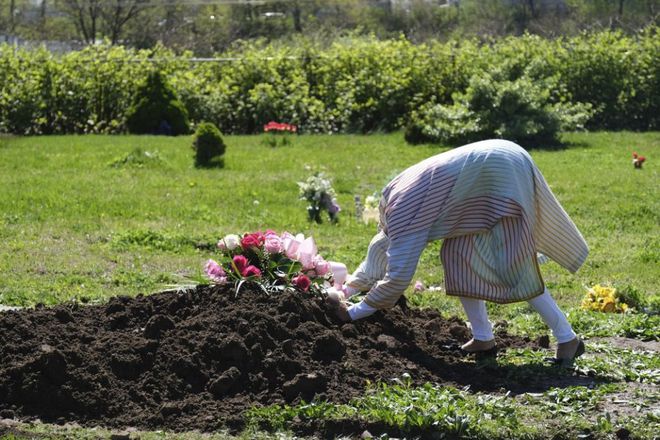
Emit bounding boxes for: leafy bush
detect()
[0,29,658,135]
[192,122,226,168]
[405,70,593,147]
[125,71,190,135]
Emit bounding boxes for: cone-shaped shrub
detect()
[193,122,226,168]
[126,71,190,135]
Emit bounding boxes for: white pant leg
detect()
[459,297,495,341]
[527,288,576,343]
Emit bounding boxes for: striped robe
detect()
[347,139,589,309]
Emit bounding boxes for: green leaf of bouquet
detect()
[287,261,303,275]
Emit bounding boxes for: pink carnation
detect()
[204,259,227,284]
[232,255,248,274]
[242,265,262,278]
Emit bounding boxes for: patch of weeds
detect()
[574,343,660,383]
[616,413,660,440]
[614,285,647,311]
[108,147,164,168]
[503,304,660,342]
[111,229,210,252]
[567,309,660,341]
[248,377,527,438]
[493,347,576,383]
[501,309,546,338]
[356,379,522,437]
[247,401,355,432]
[497,347,550,366]
[643,294,660,315]
[523,384,621,416]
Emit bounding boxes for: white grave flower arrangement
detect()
[297,172,340,223]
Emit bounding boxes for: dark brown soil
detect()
[0,285,576,436]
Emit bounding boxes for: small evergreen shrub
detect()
[192,122,226,168]
[405,71,593,148]
[125,71,190,135]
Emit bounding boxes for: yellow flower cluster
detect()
[581,284,629,313]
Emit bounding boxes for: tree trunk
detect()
[527,0,536,18]
[292,2,302,32]
[9,0,16,34]
[40,0,47,39]
[88,1,97,43]
[110,0,124,44]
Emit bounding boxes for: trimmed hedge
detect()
[0,29,658,136]
[192,122,226,168]
[126,71,190,135]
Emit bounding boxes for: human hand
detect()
[326,290,351,322]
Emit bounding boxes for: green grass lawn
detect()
[0,131,659,439]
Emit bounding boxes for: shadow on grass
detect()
[406,136,591,152]
[522,136,592,151]
[402,343,609,394]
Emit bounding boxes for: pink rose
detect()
[313,255,331,276]
[264,233,282,254]
[232,255,248,274]
[292,274,311,292]
[242,265,262,278]
[204,259,227,284]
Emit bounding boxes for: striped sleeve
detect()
[346,231,390,292]
[532,169,589,273]
[362,230,429,309]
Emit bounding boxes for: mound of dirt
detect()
[0,285,541,434]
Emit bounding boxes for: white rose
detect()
[222,234,240,250]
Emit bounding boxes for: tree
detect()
[60,0,101,43]
[101,0,149,44]
[59,0,149,44]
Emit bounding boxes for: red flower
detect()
[263,121,298,133]
[292,274,311,292]
[242,265,262,278]
[233,255,248,274]
[241,232,264,250]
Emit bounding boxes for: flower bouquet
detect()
[362,194,380,224]
[580,284,629,313]
[632,152,646,169]
[204,230,344,297]
[298,172,340,224]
